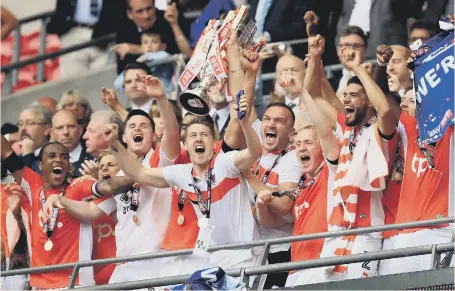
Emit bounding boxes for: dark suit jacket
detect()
[116,9,190,73]
[71,148,93,178]
[337,0,413,58]
[46,0,128,48]
[247,0,322,42]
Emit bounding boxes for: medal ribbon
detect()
[348,114,378,156]
[39,184,67,241]
[416,137,436,168]
[130,154,147,212]
[254,146,292,184]
[190,167,214,219]
[272,164,324,201]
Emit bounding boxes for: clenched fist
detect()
[376,44,394,65]
[102,124,119,145]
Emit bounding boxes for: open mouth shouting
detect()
[133,133,144,143]
[194,144,206,154]
[52,166,63,175]
[299,153,311,165]
[102,174,111,180]
[344,106,355,119]
[264,128,278,143]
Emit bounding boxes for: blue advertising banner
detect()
[414,31,455,144]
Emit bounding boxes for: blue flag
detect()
[413,31,455,144]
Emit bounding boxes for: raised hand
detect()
[233,94,249,122]
[102,124,119,146]
[241,49,261,74]
[5,183,23,215]
[308,34,325,57]
[111,43,133,60]
[164,2,179,26]
[20,136,34,155]
[79,160,99,179]
[304,11,319,38]
[376,44,394,65]
[279,72,303,97]
[341,47,362,71]
[256,189,274,205]
[137,74,166,98]
[70,174,96,187]
[42,195,64,221]
[362,62,374,77]
[101,88,121,112]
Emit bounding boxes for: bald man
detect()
[387,45,412,96]
[36,96,57,114]
[50,109,92,177]
[275,55,306,114]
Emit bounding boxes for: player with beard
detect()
[379,87,454,275]
[102,91,263,279]
[43,75,181,284]
[313,45,398,280]
[0,136,134,289]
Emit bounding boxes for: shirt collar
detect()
[131,99,154,114]
[69,143,83,163]
[285,96,300,106]
[34,147,42,157]
[210,105,230,119]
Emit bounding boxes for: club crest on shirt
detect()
[119,190,132,204]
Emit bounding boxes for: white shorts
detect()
[285,267,327,287]
[378,227,453,276]
[320,234,383,280]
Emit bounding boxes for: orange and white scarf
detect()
[326,121,389,279]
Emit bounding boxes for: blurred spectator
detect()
[46,0,128,77]
[149,99,182,146]
[337,0,413,59]
[18,104,52,173]
[275,55,306,114]
[82,110,123,159]
[122,62,154,112]
[1,7,18,40]
[56,89,93,129]
[408,20,439,46]
[207,80,230,139]
[386,45,412,96]
[331,26,368,93]
[115,32,174,97]
[113,0,192,73]
[35,96,57,114]
[50,109,92,177]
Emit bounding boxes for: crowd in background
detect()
[0,0,454,289]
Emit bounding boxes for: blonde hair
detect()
[98,149,114,162]
[390,45,412,59]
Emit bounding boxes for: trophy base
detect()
[179,92,211,116]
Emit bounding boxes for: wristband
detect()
[91,181,105,198]
[2,151,25,173]
[377,58,388,67]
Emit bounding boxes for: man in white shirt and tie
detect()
[275,55,306,114]
[207,80,230,139]
[50,109,92,177]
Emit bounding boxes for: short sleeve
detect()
[148,146,176,168]
[93,197,117,215]
[162,164,190,188]
[277,151,303,184]
[20,167,40,203]
[214,151,240,178]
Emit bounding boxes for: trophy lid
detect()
[180,91,211,116]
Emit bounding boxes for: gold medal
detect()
[44,240,53,251]
[57,222,63,228]
[177,213,185,226]
[198,217,209,228]
[133,215,139,225]
[393,171,403,181]
[251,205,257,217]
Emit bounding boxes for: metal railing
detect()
[1,217,453,289]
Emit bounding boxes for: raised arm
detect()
[103,124,169,188]
[1,7,18,40]
[139,75,181,159]
[43,196,104,223]
[165,3,193,58]
[343,48,397,136]
[100,88,129,121]
[1,135,23,184]
[233,96,262,172]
